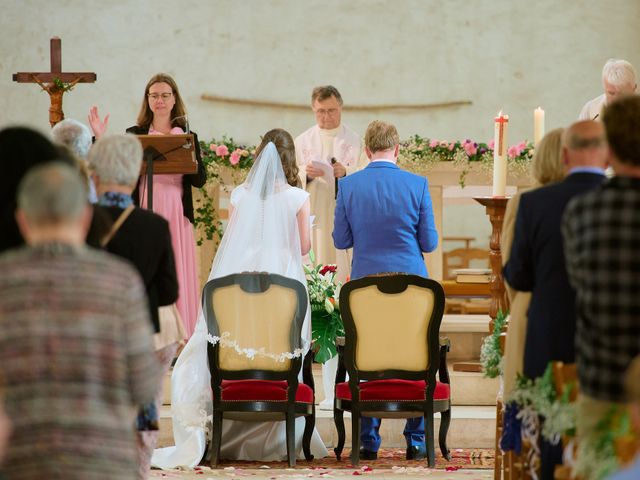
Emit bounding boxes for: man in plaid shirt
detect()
[562,94,640,458]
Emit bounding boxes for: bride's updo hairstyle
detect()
[255,129,301,187]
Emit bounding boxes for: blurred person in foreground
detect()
[563,95,640,479]
[0,162,159,479]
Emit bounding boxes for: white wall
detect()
[2,0,639,147]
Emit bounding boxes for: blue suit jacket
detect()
[503,172,605,378]
[332,161,438,280]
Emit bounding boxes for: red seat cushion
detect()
[221,380,314,403]
[336,379,450,402]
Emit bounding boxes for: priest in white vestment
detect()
[578,58,637,120]
[295,85,363,283]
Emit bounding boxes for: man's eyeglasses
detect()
[148,93,173,101]
[315,108,339,116]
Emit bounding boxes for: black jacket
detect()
[126,125,207,223]
[103,206,178,332]
[503,172,606,378]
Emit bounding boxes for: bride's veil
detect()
[152,141,308,469]
[208,141,301,281]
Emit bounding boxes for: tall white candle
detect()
[493,111,509,197]
[534,107,545,146]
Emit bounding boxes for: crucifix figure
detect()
[13,37,97,127]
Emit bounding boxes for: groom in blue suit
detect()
[333,120,438,460]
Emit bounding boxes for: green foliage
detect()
[480,309,508,378]
[304,252,344,363]
[52,77,75,92]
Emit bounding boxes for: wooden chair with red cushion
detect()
[333,274,451,467]
[202,272,315,467]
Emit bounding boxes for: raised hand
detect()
[88,106,110,139]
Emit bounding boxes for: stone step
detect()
[158,405,496,450]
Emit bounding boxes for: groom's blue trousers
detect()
[361,417,425,451]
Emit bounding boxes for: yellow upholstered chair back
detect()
[202,273,306,373]
[340,275,445,376]
[350,284,435,371]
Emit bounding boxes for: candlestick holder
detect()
[475,195,510,480]
[473,197,510,328]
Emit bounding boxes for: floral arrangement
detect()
[398,135,534,187]
[303,251,344,364]
[480,309,508,378]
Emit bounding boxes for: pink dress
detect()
[139,126,199,338]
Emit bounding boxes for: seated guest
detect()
[563,95,640,476]
[579,59,637,120]
[504,120,607,479]
[0,162,159,479]
[501,128,565,397]
[51,118,97,202]
[89,134,180,478]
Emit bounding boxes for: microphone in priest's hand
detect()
[171,114,192,149]
[331,157,339,199]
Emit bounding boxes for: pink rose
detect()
[429,140,439,148]
[216,145,229,157]
[463,142,478,156]
[488,140,495,150]
[209,143,217,151]
[448,142,455,151]
[507,145,519,158]
[229,151,241,165]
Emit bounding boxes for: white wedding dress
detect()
[152,143,328,468]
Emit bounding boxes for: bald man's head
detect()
[562,121,608,171]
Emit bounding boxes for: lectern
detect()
[136,134,198,211]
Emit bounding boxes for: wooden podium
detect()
[136,134,198,211]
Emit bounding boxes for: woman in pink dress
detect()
[89,73,206,338]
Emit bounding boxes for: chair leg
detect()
[286,409,296,467]
[439,407,452,461]
[334,408,346,460]
[303,406,315,461]
[425,408,436,468]
[350,410,361,466]
[210,410,223,468]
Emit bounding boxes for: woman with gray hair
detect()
[89,133,180,480]
[51,118,97,203]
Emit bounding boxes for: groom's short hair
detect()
[365,120,400,153]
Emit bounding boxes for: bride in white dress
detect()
[152,129,328,468]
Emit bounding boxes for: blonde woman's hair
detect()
[531,128,565,185]
[364,120,400,154]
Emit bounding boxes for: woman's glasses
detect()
[148,92,173,101]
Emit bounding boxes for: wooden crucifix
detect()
[13,37,97,127]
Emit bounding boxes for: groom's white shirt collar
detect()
[370,158,396,164]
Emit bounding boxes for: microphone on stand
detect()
[171,114,192,148]
[331,157,339,199]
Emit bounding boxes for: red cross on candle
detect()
[494,113,509,156]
